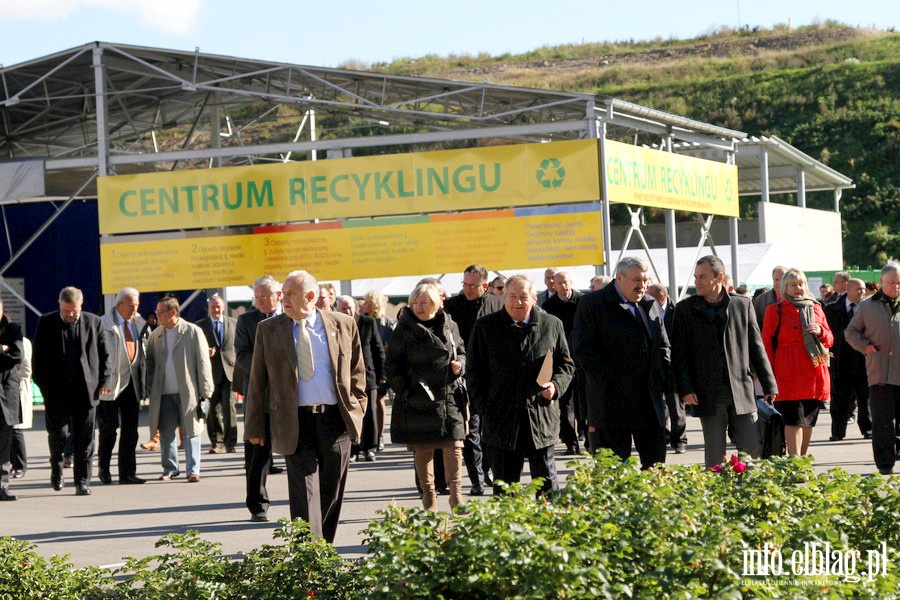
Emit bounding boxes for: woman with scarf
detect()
[762,268,834,456]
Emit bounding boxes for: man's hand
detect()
[540,382,556,400]
[99,387,112,397]
[683,393,698,406]
[248,437,265,446]
[866,345,879,354]
[209,346,218,357]
[764,394,777,402]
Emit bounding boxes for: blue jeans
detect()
[159,394,201,477]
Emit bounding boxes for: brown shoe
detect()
[187,474,200,483]
[208,446,223,454]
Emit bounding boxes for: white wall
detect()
[758,202,843,271]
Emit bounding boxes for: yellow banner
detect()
[99,209,603,293]
[97,140,600,234]
[604,140,738,217]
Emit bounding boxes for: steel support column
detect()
[663,132,678,297]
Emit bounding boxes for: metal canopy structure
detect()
[1,41,749,313]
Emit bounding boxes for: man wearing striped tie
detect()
[98,287,147,485]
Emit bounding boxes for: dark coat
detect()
[0,316,23,426]
[443,292,503,345]
[32,311,111,411]
[196,316,237,385]
[467,307,575,451]
[671,293,777,417]
[570,284,670,429]
[386,309,467,444]
[233,308,270,396]
[356,313,385,390]
[542,290,583,338]
[824,299,867,381]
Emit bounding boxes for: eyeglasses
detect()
[155,308,173,316]
[493,285,504,291]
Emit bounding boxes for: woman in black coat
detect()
[386,282,467,511]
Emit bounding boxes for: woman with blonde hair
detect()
[762,268,834,456]
[386,282,467,510]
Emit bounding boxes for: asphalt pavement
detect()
[1,404,885,569]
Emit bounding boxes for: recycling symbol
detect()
[536,158,566,189]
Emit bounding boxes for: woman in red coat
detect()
[762,268,834,456]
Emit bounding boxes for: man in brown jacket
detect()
[845,261,900,475]
[245,270,366,542]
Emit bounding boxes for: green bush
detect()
[2,453,898,599]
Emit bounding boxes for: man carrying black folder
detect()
[467,275,575,495]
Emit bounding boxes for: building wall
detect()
[758,202,844,271]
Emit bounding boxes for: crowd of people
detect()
[1,259,898,548]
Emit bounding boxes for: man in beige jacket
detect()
[245,270,366,542]
[146,296,214,482]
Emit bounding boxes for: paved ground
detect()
[2,405,885,569]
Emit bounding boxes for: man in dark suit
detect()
[197,294,237,453]
[468,275,575,495]
[671,256,778,469]
[235,274,283,522]
[98,287,146,484]
[647,283,687,454]
[0,298,23,501]
[245,270,367,542]
[443,264,503,495]
[336,295,384,463]
[542,270,583,454]
[571,257,670,469]
[32,286,111,495]
[824,278,872,441]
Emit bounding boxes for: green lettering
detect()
[453,165,475,193]
[119,190,138,217]
[223,182,241,210]
[479,163,501,192]
[310,176,327,204]
[416,168,424,196]
[396,170,414,198]
[248,180,272,208]
[159,188,177,215]
[180,186,198,212]
[140,189,156,216]
[352,173,371,201]
[289,178,306,205]
[374,172,395,200]
[330,174,350,202]
[201,184,220,212]
[427,167,449,195]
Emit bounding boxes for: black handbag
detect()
[756,397,786,458]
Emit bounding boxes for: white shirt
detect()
[293,310,338,407]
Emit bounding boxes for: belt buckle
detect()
[311,404,326,414]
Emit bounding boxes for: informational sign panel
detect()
[100,205,603,293]
[604,139,738,217]
[98,140,601,234]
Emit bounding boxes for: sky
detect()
[0,0,895,69]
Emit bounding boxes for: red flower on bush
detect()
[710,454,747,474]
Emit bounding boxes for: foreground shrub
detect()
[2,453,898,598]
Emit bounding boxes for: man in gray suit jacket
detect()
[98,287,146,484]
[752,265,787,328]
[197,295,237,453]
[245,270,367,543]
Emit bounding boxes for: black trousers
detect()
[245,414,273,515]
[869,384,900,471]
[488,443,558,496]
[354,388,379,453]
[558,386,578,448]
[207,379,237,448]
[46,403,96,486]
[831,373,872,438]
[602,426,667,470]
[11,428,26,471]
[664,391,687,449]
[97,380,140,478]
[0,414,11,489]
[285,407,351,543]
[462,412,486,488]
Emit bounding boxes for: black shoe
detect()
[829,436,845,442]
[365,450,376,462]
[12,469,25,479]
[268,466,284,475]
[0,489,16,501]
[565,444,579,456]
[674,444,687,454]
[75,484,91,496]
[63,456,73,468]
[377,437,385,452]
[250,512,269,522]
[98,470,113,484]
[119,475,146,484]
[51,474,63,491]
[864,432,873,439]
[470,485,485,496]
[847,416,856,425]
[878,467,894,475]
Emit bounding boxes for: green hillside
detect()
[360,24,899,268]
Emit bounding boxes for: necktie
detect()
[515,321,526,329]
[215,320,223,346]
[848,303,855,318]
[123,320,136,362]
[297,321,315,381]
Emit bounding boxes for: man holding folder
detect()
[467,275,575,495]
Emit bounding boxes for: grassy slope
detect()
[360,26,899,267]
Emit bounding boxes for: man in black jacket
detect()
[235,275,283,522]
[32,286,112,495]
[671,255,778,469]
[468,275,575,495]
[542,271,583,454]
[443,264,503,495]
[0,299,23,501]
[647,283,687,454]
[824,278,872,441]
[571,257,670,469]
[336,295,384,462]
